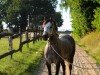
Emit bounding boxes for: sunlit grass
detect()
[0,38,9,54]
[0,38,46,75]
[79,31,100,64]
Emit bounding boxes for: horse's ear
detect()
[42,20,46,28]
[42,24,45,28]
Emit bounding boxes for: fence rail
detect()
[0,29,43,60]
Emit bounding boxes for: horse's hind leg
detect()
[55,62,60,75]
[69,49,75,75]
[61,60,65,75]
[69,57,74,75]
[46,61,52,75]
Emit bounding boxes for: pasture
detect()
[0,38,46,75]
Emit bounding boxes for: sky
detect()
[2,21,8,29]
[56,0,72,31]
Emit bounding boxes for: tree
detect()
[80,0,100,31]
[0,0,8,24]
[1,0,58,31]
[54,12,63,27]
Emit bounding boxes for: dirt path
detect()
[35,45,100,75]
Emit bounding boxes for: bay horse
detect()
[42,19,75,75]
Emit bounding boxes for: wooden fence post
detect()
[8,35,13,58]
[26,27,29,47]
[19,27,22,52]
[19,33,22,52]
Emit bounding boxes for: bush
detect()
[92,7,100,31]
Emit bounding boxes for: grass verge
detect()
[78,31,100,64]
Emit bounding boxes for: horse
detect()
[42,19,75,75]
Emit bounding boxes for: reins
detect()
[50,44,100,69]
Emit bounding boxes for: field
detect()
[0,38,46,75]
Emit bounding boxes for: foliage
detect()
[0,0,7,23]
[5,0,21,26]
[31,11,63,27]
[96,0,100,3]
[80,0,100,30]
[71,4,88,37]
[92,7,100,31]
[54,12,63,27]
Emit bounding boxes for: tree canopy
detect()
[0,0,63,32]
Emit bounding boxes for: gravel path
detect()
[35,45,100,75]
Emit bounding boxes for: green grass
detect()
[79,31,100,64]
[0,38,46,75]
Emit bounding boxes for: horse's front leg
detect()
[69,63,72,75]
[61,60,65,75]
[55,62,60,75]
[46,61,52,75]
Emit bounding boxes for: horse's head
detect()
[42,19,58,41]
